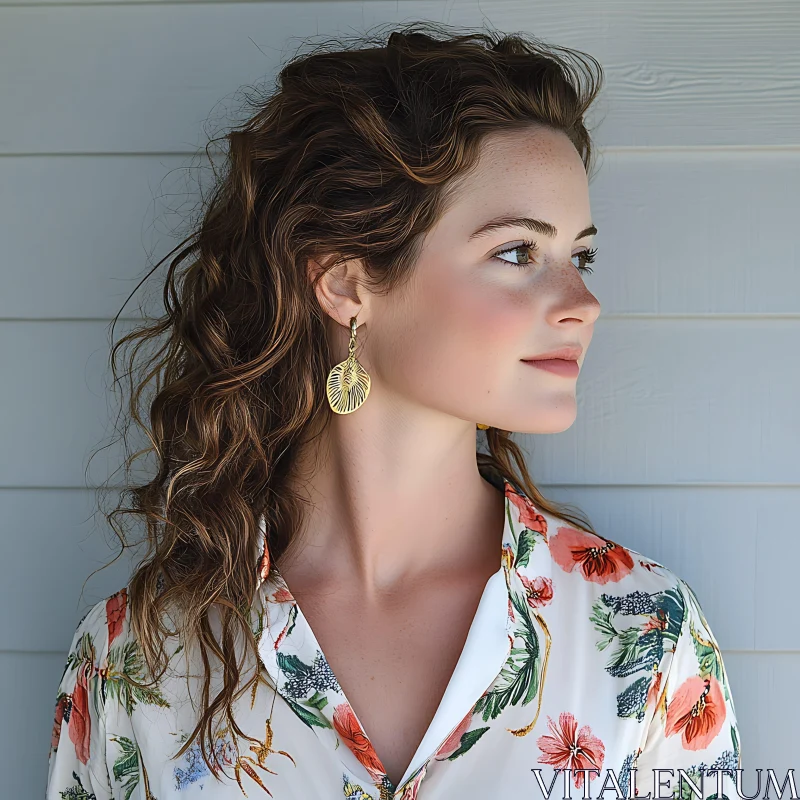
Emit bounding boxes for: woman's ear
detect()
[307,255,369,329]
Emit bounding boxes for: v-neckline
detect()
[256,477,518,795]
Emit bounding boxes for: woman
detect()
[46,23,741,800]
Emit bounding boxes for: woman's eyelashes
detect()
[491,239,598,274]
[574,247,597,274]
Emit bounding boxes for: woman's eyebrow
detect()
[468,215,597,242]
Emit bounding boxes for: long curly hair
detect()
[98,20,605,780]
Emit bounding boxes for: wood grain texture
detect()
[718,652,799,774]
[542,484,798,653]
[0,0,798,152]
[1,318,797,486]
[0,488,138,652]
[0,652,69,800]
[3,149,800,318]
[3,0,798,787]
[8,484,798,654]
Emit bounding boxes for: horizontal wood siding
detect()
[2,0,796,788]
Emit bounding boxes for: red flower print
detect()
[434,709,473,761]
[642,609,668,635]
[258,547,271,583]
[271,587,293,603]
[397,763,428,800]
[536,712,605,789]
[507,487,549,540]
[332,703,386,782]
[665,675,726,750]
[106,588,127,646]
[519,574,554,608]
[68,662,93,765]
[507,595,516,624]
[51,694,68,750]
[549,527,634,584]
[274,610,294,650]
[646,668,663,713]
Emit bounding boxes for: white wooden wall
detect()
[2,0,798,794]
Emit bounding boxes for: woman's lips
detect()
[522,358,580,377]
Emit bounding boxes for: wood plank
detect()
[0,153,214,320]
[527,317,800,485]
[3,150,800,318]
[0,0,798,152]
[0,488,137,652]
[0,652,67,800]
[1,318,797,487]
[721,652,800,774]
[540,485,799,653]
[4,484,797,652]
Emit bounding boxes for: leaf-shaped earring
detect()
[476,423,491,430]
[326,316,371,415]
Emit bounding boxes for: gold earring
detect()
[476,423,491,430]
[326,316,371,414]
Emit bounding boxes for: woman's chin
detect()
[491,406,578,435]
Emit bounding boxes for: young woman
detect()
[46,23,741,800]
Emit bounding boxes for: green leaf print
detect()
[442,726,490,760]
[105,640,170,716]
[610,625,647,672]
[473,590,541,721]
[680,579,734,703]
[660,586,686,639]
[284,696,333,729]
[285,602,299,638]
[589,603,617,651]
[110,735,141,800]
[692,629,718,678]
[276,652,307,678]
[60,630,106,720]
[305,690,330,711]
[66,632,94,671]
[514,528,536,569]
[682,581,730,700]
[670,764,733,800]
[591,585,685,721]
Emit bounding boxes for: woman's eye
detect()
[491,240,538,269]
[572,247,598,275]
[491,241,598,275]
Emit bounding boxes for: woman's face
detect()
[362,124,601,435]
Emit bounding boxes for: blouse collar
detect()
[252,474,553,796]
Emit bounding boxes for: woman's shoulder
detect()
[64,587,130,661]
[508,480,694,606]
[541,510,683,582]
[538,512,710,631]
[61,585,182,693]
[59,585,199,719]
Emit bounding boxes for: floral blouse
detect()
[46,471,741,800]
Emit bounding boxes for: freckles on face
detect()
[371,238,543,419]
[368,125,595,431]
[417,251,533,384]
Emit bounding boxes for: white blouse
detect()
[46,471,741,799]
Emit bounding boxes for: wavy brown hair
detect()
[98,20,605,781]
